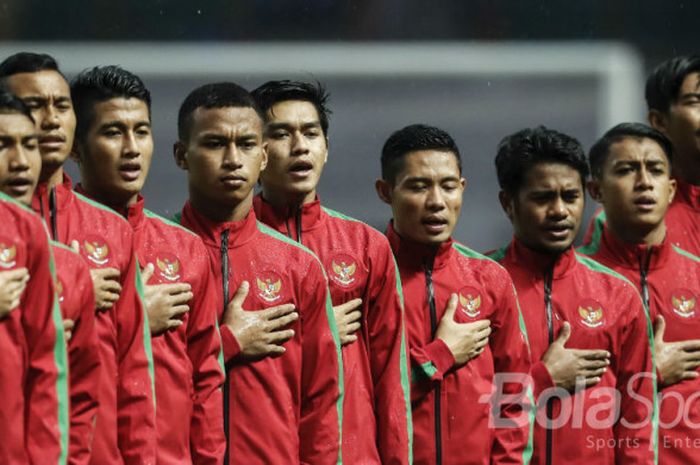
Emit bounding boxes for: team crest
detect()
[671,289,697,318]
[0,238,17,269]
[577,299,605,329]
[83,235,110,266]
[328,252,359,288]
[156,253,182,282]
[256,271,283,303]
[458,286,482,318]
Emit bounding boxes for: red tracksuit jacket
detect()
[386,223,533,465]
[0,192,69,465]
[32,176,156,465]
[584,178,700,256]
[254,195,412,465]
[123,196,225,465]
[176,202,343,465]
[52,241,101,465]
[489,238,655,465]
[580,223,700,464]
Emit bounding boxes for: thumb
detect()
[228,281,250,311]
[654,315,666,343]
[443,294,458,322]
[70,240,80,254]
[555,321,571,346]
[141,263,155,284]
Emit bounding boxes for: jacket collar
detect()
[253,193,324,237]
[31,172,75,214]
[674,177,700,211]
[121,195,146,231]
[386,220,454,271]
[505,236,578,280]
[593,226,672,271]
[181,200,258,248]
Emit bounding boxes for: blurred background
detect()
[2,0,693,251]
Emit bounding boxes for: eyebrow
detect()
[99,120,151,129]
[267,121,321,131]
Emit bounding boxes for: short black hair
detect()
[645,55,700,113]
[588,122,674,179]
[70,65,151,142]
[0,90,35,124]
[495,126,588,194]
[177,82,263,141]
[0,52,65,80]
[251,80,331,136]
[381,124,461,183]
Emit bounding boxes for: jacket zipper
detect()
[639,250,651,312]
[544,267,554,465]
[221,229,231,465]
[295,208,302,245]
[49,187,58,241]
[424,258,442,465]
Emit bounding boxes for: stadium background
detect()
[2,0,692,252]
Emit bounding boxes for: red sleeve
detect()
[299,259,342,465]
[188,257,226,465]
[219,324,241,363]
[409,337,455,402]
[489,281,533,465]
[366,244,411,465]
[614,291,656,465]
[116,246,156,465]
[67,259,101,465]
[24,226,69,465]
[530,361,555,400]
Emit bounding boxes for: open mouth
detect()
[5,177,33,196]
[119,162,142,182]
[634,196,657,211]
[288,160,314,178]
[422,216,449,234]
[544,224,572,240]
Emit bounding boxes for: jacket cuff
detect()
[422,339,455,380]
[220,324,241,363]
[531,361,555,400]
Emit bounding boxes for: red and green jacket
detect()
[123,196,226,465]
[489,238,655,465]
[32,176,156,465]
[177,202,343,465]
[584,178,700,256]
[387,223,533,465]
[579,223,700,465]
[254,194,412,465]
[0,192,69,465]
[52,242,101,465]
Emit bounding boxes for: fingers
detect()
[582,376,602,387]
[228,281,250,310]
[166,319,184,330]
[466,319,491,331]
[335,298,363,314]
[442,294,458,321]
[266,329,295,344]
[94,267,121,280]
[62,318,75,331]
[70,240,80,254]
[266,311,299,331]
[169,290,194,306]
[1,267,29,282]
[678,339,700,352]
[654,315,666,344]
[169,305,190,318]
[344,309,362,325]
[101,279,123,294]
[141,263,155,284]
[577,349,611,361]
[681,371,700,381]
[262,303,297,320]
[555,322,571,345]
[580,358,610,370]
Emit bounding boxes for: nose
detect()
[636,167,653,190]
[425,186,446,211]
[40,105,60,130]
[123,131,140,158]
[9,145,31,171]
[547,197,567,219]
[291,132,309,155]
[222,143,243,169]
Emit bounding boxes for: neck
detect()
[190,188,252,223]
[608,219,665,246]
[261,186,315,212]
[40,164,64,189]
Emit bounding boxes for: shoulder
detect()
[73,191,131,230]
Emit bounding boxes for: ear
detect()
[260,142,268,172]
[460,177,467,190]
[498,190,514,220]
[173,141,188,171]
[668,177,677,204]
[648,109,668,134]
[587,179,604,203]
[375,179,393,205]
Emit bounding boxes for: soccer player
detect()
[585,55,700,255]
[375,123,532,465]
[70,64,226,465]
[251,80,411,465]
[489,126,655,465]
[0,267,29,317]
[0,75,100,465]
[0,89,69,465]
[581,122,700,464]
[173,82,343,465]
[0,52,156,465]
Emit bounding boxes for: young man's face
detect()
[589,137,675,235]
[73,97,153,207]
[501,162,584,254]
[377,150,465,245]
[651,72,700,171]
[260,100,327,203]
[0,112,41,205]
[4,70,76,174]
[177,106,267,211]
